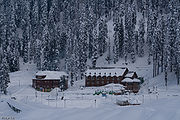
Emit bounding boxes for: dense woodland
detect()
[0,0,180,94]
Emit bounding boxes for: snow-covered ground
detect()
[0,58,180,120]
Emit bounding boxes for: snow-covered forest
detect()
[0,0,180,94]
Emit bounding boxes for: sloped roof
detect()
[125,72,136,78]
[122,78,141,83]
[104,83,125,89]
[85,68,127,77]
[36,71,68,79]
[99,83,125,92]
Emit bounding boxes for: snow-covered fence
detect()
[7,102,21,113]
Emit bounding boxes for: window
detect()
[86,82,90,85]
[91,81,95,85]
[97,81,100,84]
[102,81,104,84]
[92,76,96,81]
[112,77,114,82]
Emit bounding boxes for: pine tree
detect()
[113,18,120,63]
[98,18,108,56]
[131,31,136,63]
[30,0,39,62]
[0,12,7,52]
[167,10,178,72]
[113,17,124,63]
[78,2,88,77]
[35,40,42,70]
[70,72,74,86]
[42,25,50,71]
[138,18,145,57]
[135,31,139,55]
[124,3,135,62]
[39,0,48,41]
[7,0,19,72]
[124,30,128,65]
[48,5,59,71]
[0,56,10,94]
[159,14,166,73]
[22,1,30,63]
[92,28,98,68]
[176,22,180,85]
[22,26,29,63]
[40,0,48,27]
[59,32,68,59]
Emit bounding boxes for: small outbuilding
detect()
[32,71,68,92]
[121,78,141,93]
[125,71,138,79]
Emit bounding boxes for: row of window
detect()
[36,85,59,88]
[35,81,59,83]
[87,77,122,81]
[86,81,119,85]
[86,79,121,83]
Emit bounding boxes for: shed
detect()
[121,78,141,93]
[125,71,138,79]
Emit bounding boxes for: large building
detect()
[85,67,141,93]
[32,71,68,92]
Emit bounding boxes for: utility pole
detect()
[48,95,50,106]
[56,88,58,108]
[41,93,42,104]
[64,99,66,108]
[94,99,96,108]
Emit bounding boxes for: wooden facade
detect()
[85,67,140,93]
[85,68,128,87]
[125,71,138,79]
[85,76,124,87]
[122,82,140,93]
[32,71,68,91]
[32,79,61,89]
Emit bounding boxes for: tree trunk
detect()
[161,51,164,72]
[165,68,168,86]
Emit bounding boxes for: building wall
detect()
[122,82,140,93]
[85,76,124,87]
[32,79,62,90]
[85,68,140,93]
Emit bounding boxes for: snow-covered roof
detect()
[36,71,68,80]
[122,78,141,83]
[85,68,127,77]
[125,72,135,78]
[104,83,125,88]
[104,83,125,90]
[100,83,125,91]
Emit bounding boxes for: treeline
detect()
[0,0,180,93]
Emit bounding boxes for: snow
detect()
[85,68,127,77]
[122,78,141,83]
[125,72,135,78]
[35,71,68,79]
[103,83,125,91]
[1,59,180,120]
